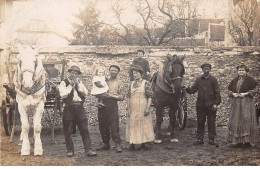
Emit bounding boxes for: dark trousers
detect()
[98,99,121,144]
[196,105,217,140]
[62,105,92,152]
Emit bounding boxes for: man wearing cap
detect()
[129,49,150,81]
[59,65,97,157]
[185,63,221,146]
[96,65,125,153]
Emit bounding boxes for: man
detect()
[129,49,150,81]
[185,63,221,146]
[59,65,96,157]
[96,65,124,153]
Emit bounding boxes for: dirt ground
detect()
[1,116,259,166]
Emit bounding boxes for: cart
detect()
[1,51,66,143]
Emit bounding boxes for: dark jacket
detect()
[186,74,221,107]
[62,79,85,105]
[228,75,257,95]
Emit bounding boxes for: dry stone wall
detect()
[8,46,260,127]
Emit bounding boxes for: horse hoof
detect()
[154,140,162,144]
[34,149,43,156]
[21,150,30,156]
[170,138,179,143]
[166,132,171,136]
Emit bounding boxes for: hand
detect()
[75,77,80,84]
[95,81,104,88]
[101,93,110,98]
[97,102,105,108]
[144,108,150,116]
[232,93,239,98]
[70,81,75,87]
[212,105,218,111]
[239,93,247,97]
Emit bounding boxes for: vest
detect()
[62,79,85,105]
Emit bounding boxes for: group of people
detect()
[58,49,259,158]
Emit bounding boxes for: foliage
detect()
[70,0,200,46]
[228,0,259,46]
[70,0,101,45]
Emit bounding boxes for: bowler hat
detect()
[130,64,144,74]
[68,65,81,74]
[201,63,212,69]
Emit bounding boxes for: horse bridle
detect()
[18,59,38,90]
[164,61,183,94]
[164,76,182,94]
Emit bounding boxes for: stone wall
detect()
[3,46,260,126]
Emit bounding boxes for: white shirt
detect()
[59,79,88,102]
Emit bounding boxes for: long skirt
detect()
[227,97,258,145]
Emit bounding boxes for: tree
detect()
[70,0,101,45]
[109,0,135,45]
[110,0,198,46]
[228,0,258,46]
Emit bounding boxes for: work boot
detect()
[66,151,74,157]
[96,143,110,151]
[115,142,122,153]
[85,149,97,157]
[209,139,219,147]
[128,144,135,151]
[193,139,204,145]
[243,142,251,148]
[136,143,146,151]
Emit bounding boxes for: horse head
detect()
[163,54,185,96]
[17,45,45,89]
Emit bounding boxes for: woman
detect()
[126,64,155,150]
[227,64,258,147]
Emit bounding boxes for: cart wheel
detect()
[177,90,187,130]
[2,100,13,136]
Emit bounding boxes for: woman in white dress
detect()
[126,64,155,150]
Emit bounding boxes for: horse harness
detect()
[156,60,184,94]
[14,59,45,95]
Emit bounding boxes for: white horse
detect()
[13,45,46,156]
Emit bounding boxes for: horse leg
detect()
[154,106,164,144]
[18,108,23,146]
[18,131,23,146]
[169,107,179,143]
[166,123,172,136]
[33,102,44,156]
[18,104,30,155]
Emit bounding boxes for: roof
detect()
[16,19,68,40]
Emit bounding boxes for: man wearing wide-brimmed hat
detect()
[186,63,221,147]
[59,65,97,157]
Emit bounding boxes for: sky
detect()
[9,0,259,40]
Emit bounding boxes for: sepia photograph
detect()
[0,0,259,166]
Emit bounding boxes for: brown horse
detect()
[152,55,185,143]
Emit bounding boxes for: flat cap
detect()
[201,63,212,69]
[109,65,120,72]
